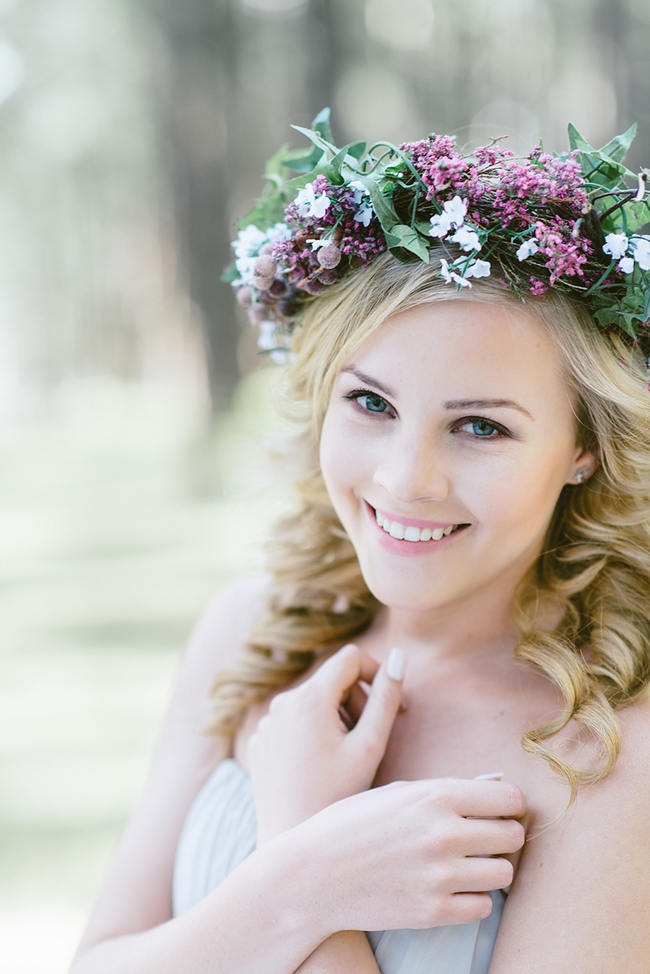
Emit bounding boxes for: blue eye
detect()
[458,418,507,438]
[344,389,392,414]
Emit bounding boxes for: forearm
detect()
[71,831,330,974]
[295,931,380,974]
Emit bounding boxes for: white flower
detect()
[451,225,481,252]
[429,195,468,238]
[270,348,296,365]
[257,320,277,351]
[439,258,471,288]
[232,224,267,259]
[444,195,468,227]
[348,180,367,205]
[355,201,374,227]
[346,179,375,226]
[429,213,452,238]
[266,222,291,243]
[516,238,539,261]
[294,182,331,219]
[602,232,629,260]
[307,238,329,251]
[464,259,491,279]
[630,234,650,271]
[234,255,257,284]
[618,256,634,274]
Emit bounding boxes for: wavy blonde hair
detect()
[212,250,650,798]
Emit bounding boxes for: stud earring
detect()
[574,470,586,484]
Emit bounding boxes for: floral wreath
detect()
[224,109,649,362]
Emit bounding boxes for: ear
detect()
[566,445,600,486]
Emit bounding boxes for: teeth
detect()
[373,507,459,543]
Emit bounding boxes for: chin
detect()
[357,560,457,612]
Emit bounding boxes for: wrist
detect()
[258,822,335,948]
[264,814,343,944]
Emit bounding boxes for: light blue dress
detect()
[172,759,505,973]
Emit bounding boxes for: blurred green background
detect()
[0,1,647,971]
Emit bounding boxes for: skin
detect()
[72,299,650,974]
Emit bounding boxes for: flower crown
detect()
[225,109,650,361]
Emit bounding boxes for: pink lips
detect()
[363,501,468,558]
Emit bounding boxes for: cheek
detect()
[318,413,349,495]
[478,447,570,530]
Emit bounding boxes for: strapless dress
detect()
[172,759,505,973]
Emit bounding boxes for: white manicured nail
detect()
[474,772,504,781]
[387,647,405,681]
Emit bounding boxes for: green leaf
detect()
[385,224,430,262]
[598,123,637,164]
[567,123,595,156]
[280,145,323,173]
[291,124,340,161]
[346,140,368,161]
[312,107,333,143]
[221,263,239,284]
[567,122,636,188]
[264,143,291,177]
[623,199,650,233]
[348,173,400,231]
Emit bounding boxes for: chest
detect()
[370,674,544,792]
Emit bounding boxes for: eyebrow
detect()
[340,367,534,421]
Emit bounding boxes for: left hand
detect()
[247,642,406,845]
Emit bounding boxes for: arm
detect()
[71,833,334,974]
[71,574,333,973]
[489,698,650,973]
[295,932,380,973]
[247,647,525,972]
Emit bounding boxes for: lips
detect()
[363,501,469,556]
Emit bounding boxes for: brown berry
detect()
[235,286,254,307]
[317,244,341,269]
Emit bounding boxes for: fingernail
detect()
[387,647,405,681]
[474,772,504,781]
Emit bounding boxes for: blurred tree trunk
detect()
[154,0,240,413]
[305,0,337,113]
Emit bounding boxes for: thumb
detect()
[349,648,406,761]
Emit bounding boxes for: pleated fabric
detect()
[173,759,505,973]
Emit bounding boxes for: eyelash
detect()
[342,388,512,439]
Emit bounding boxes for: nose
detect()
[371,433,450,504]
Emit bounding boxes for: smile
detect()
[367,503,469,544]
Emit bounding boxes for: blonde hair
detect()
[212,250,650,798]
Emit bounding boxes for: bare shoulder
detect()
[490,692,650,973]
[166,571,271,742]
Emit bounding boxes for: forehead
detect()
[344,299,571,408]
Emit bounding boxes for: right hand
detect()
[247,643,406,844]
[294,775,526,935]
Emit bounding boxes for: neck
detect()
[370,578,522,667]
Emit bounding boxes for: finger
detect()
[438,779,527,819]
[441,893,494,926]
[311,643,381,704]
[453,856,514,894]
[344,681,370,725]
[349,648,406,758]
[463,817,526,856]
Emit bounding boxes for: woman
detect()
[71,114,650,973]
